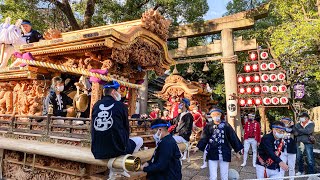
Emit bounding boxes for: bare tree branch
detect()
[83,0,96,28]
[48,0,81,30]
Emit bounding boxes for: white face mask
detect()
[153,129,161,143]
[56,85,64,92]
[207,118,213,122]
[212,116,221,122]
[299,117,306,122]
[274,132,284,139]
[112,90,121,101]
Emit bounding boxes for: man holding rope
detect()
[256,121,288,179]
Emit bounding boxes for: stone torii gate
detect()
[166,4,270,137]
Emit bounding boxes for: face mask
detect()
[299,117,306,122]
[112,90,121,101]
[207,118,213,122]
[212,116,220,122]
[153,129,161,143]
[274,132,284,139]
[56,86,64,92]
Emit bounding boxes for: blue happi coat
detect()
[197,121,243,162]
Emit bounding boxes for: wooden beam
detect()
[169,39,256,59]
[168,3,269,40]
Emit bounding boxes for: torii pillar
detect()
[221,29,241,137]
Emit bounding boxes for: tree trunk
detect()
[50,0,81,30]
[83,0,96,29]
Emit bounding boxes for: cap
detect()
[281,117,292,121]
[103,80,120,90]
[21,20,32,26]
[298,112,309,118]
[181,98,190,107]
[151,119,171,129]
[209,108,223,114]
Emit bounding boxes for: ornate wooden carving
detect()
[141,9,171,41]
[43,29,62,40]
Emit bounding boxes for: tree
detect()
[1,0,209,31]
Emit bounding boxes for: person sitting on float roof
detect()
[21,20,43,43]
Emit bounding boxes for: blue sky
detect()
[204,0,232,20]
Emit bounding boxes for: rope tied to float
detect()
[15,58,142,89]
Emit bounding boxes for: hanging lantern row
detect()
[238,73,286,83]
[239,96,289,106]
[239,85,287,95]
[262,97,289,105]
[260,62,276,71]
[249,51,269,61]
[244,64,259,72]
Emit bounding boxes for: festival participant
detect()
[21,20,43,43]
[169,96,179,119]
[256,121,288,179]
[279,117,296,180]
[149,105,160,120]
[91,80,143,176]
[193,109,243,180]
[141,119,182,180]
[42,77,74,120]
[200,113,212,169]
[293,112,315,175]
[161,109,171,121]
[172,98,194,160]
[241,113,261,167]
[192,106,204,129]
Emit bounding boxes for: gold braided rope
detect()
[15,58,142,89]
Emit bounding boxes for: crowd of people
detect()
[89,80,316,180]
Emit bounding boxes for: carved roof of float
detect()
[19,9,174,71]
[156,74,210,100]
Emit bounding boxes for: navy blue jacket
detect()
[144,134,182,180]
[197,121,243,162]
[256,133,284,170]
[91,95,130,159]
[174,112,194,141]
[282,126,297,154]
[23,29,43,43]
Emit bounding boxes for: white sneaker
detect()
[240,163,246,167]
[253,163,256,168]
[296,172,304,176]
[200,164,207,169]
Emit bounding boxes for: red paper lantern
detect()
[252,64,259,71]
[253,74,260,82]
[278,73,286,81]
[270,74,277,81]
[254,85,261,94]
[245,76,252,83]
[260,63,268,71]
[254,98,262,105]
[271,97,280,105]
[279,85,287,93]
[247,98,254,106]
[238,76,244,83]
[268,62,276,70]
[260,51,269,60]
[239,99,246,106]
[280,97,289,105]
[246,86,253,94]
[270,86,278,93]
[239,87,246,94]
[262,86,269,93]
[244,64,252,72]
[249,52,258,61]
[261,74,269,82]
[263,97,271,105]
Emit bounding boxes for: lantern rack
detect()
[240,105,290,109]
[237,48,291,108]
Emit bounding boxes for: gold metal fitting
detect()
[48,104,54,115]
[124,156,141,172]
